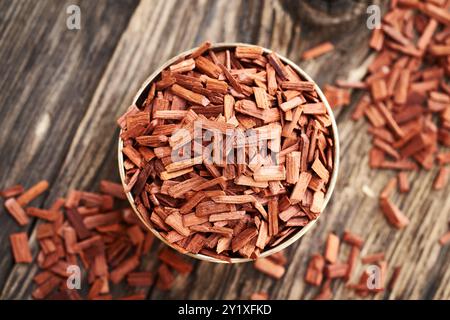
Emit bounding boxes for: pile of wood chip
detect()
[304,232,401,299]
[319,1,450,230]
[2,180,193,299]
[362,1,450,179]
[119,42,336,259]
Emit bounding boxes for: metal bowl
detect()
[118,42,340,263]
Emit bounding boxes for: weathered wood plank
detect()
[0,0,140,298]
[1,0,449,300]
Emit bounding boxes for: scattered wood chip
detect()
[342,230,364,248]
[301,42,335,60]
[433,167,449,190]
[254,258,285,279]
[387,266,402,291]
[16,180,49,207]
[158,248,193,274]
[0,184,24,199]
[361,252,385,264]
[379,198,410,229]
[397,172,410,193]
[10,232,33,263]
[324,233,340,264]
[4,198,29,226]
[304,253,325,286]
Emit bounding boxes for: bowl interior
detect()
[118,43,340,263]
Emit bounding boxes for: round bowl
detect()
[118,42,340,263]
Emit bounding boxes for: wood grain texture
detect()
[1,0,449,300]
[0,0,140,298]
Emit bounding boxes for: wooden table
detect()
[1,0,449,300]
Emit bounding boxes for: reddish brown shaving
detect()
[323,85,351,109]
[380,198,410,229]
[0,184,24,199]
[301,42,335,60]
[361,252,386,264]
[16,180,49,207]
[324,233,340,263]
[387,266,402,291]
[119,42,335,259]
[250,292,269,300]
[4,198,29,226]
[433,166,449,190]
[342,230,364,248]
[10,232,33,263]
[254,256,286,279]
[305,254,325,286]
